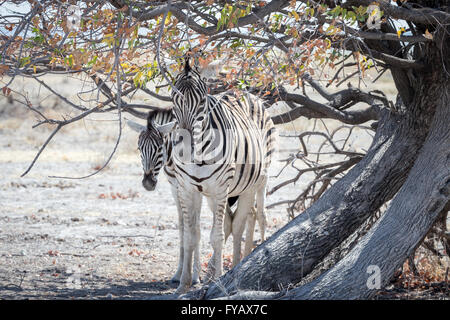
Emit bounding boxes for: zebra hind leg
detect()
[244,206,257,257]
[224,203,233,242]
[255,182,267,242]
[231,192,255,267]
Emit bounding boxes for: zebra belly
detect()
[175,161,264,198]
[173,161,229,195]
[227,162,265,197]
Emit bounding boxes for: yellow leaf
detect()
[326,24,334,33]
[371,8,379,17]
[165,11,172,25]
[291,10,300,21]
[397,27,405,38]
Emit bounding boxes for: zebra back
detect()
[217,91,277,172]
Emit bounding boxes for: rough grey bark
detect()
[196,38,449,299]
[283,79,450,299]
[201,15,450,299]
[203,99,436,299]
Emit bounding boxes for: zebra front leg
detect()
[170,185,184,283]
[205,195,227,282]
[192,219,201,284]
[172,188,201,284]
[176,188,202,294]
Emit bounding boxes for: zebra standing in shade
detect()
[127,111,265,285]
[170,59,276,293]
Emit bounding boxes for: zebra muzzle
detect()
[142,174,157,191]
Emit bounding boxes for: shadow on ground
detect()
[0,271,182,300]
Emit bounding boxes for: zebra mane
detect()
[184,56,191,73]
[147,112,158,131]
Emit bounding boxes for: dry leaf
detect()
[424,29,433,40]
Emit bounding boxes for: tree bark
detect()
[200,19,450,299]
[204,95,437,299]
[283,78,450,299]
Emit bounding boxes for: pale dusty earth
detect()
[0,73,390,299]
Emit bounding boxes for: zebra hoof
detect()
[175,284,190,295]
[170,277,180,284]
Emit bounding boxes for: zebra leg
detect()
[176,187,202,294]
[224,203,233,242]
[192,217,201,285]
[205,195,227,282]
[170,185,184,283]
[244,206,257,257]
[231,192,255,267]
[255,181,267,242]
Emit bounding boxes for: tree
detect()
[0,0,448,299]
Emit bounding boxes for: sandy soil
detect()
[0,73,391,299]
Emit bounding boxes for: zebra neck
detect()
[163,134,173,165]
[191,100,230,165]
[192,97,211,143]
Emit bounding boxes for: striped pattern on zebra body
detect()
[170,59,276,294]
[127,110,265,286]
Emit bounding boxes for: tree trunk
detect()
[204,100,437,299]
[197,45,449,299]
[201,43,450,299]
[187,18,450,300]
[283,78,450,299]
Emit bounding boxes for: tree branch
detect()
[344,0,450,26]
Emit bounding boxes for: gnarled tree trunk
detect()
[201,35,449,300]
[284,76,450,299]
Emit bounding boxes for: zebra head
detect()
[171,57,208,131]
[128,114,175,191]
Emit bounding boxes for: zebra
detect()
[127,111,266,285]
[170,59,276,293]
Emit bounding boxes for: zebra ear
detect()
[156,121,176,135]
[127,120,146,133]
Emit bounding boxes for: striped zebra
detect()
[170,59,276,293]
[127,111,265,285]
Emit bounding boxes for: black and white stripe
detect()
[131,109,265,286]
[137,111,174,191]
[170,59,276,293]
[131,110,203,283]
